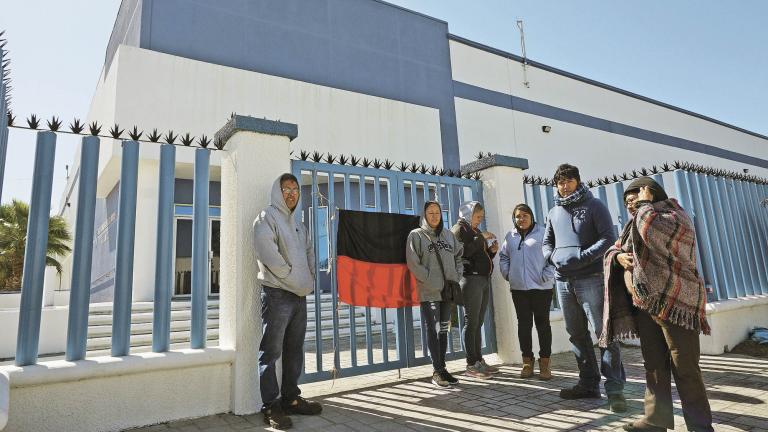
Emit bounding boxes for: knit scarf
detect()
[554,182,589,207]
[599,198,710,347]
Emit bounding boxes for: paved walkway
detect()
[131,346,768,431]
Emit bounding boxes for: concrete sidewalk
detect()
[131,346,768,431]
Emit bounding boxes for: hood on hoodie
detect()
[271,173,301,216]
[422,200,444,236]
[457,201,483,226]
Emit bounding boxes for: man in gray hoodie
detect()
[253,173,321,430]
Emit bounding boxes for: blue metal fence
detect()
[2,119,216,365]
[0,35,9,203]
[292,159,496,383]
[524,165,768,305]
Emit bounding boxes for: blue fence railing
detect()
[523,164,768,304]
[0,33,9,204]
[1,118,218,365]
[292,158,494,383]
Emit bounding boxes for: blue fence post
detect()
[530,185,544,224]
[613,182,628,227]
[705,175,738,299]
[748,182,768,283]
[14,131,57,366]
[712,177,744,297]
[672,170,705,284]
[152,144,176,352]
[726,178,756,296]
[690,172,724,300]
[596,185,608,207]
[741,180,768,294]
[653,173,664,189]
[111,140,140,357]
[190,147,210,349]
[735,179,763,295]
[0,45,8,204]
[329,171,343,372]
[65,136,100,361]
[544,185,555,216]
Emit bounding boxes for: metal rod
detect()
[152,144,176,352]
[111,140,140,357]
[190,148,210,348]
[65,136,100,361]
[15,131,56,366]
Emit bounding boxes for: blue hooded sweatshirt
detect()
[542,186,617,280]
[500,223,554,291]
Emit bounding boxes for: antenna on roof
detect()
[516,19,530,88]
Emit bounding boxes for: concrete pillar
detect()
[215,116,299,415]
[462,154,529,365]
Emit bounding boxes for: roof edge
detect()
[448,33,768,142]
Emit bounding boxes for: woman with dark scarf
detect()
[599,177,713,432]
[406,201,464,388]
[499,204,555,380]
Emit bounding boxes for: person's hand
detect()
[616,253,634,270]
[638,186,654,202]
[481,231,494,240]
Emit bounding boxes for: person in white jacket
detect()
[500,203,555,380]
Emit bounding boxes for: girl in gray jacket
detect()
[500,203,555,380]
[406,201,463,388]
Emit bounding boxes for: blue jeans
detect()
[259,286,307,409]
[557,273,625,395]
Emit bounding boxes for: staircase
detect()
[84,293,408,355]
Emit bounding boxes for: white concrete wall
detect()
[105,45,443,168]
[0,349,232,432]
[450,40,768,178]
[0,307,68,359]
[700,295,768,355]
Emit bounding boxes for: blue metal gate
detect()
[292,159,496,383]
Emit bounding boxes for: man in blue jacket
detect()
[542,164,627,413]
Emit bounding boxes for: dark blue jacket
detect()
[542,191,616,280]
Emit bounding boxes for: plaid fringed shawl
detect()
[599,198,710,347]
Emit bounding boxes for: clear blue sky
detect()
[1,0,766,206]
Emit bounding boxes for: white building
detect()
[51,0,767,309]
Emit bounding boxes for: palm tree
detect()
[0,200,72,291]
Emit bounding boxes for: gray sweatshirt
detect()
[406,219,464,302]
[253,177,316,296]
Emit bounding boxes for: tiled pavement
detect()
[131,346,768,431]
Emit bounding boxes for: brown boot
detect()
[520,356,535,378]
[538,357,552,380]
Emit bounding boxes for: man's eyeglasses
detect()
[281,188,300,195]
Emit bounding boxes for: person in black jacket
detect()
[451,201,499,379]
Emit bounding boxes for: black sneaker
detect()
[431,371,450,387]
[282,396,323,415]
[559,384,601,400]
[608,393,627,413]
[262,404,293,430]
[441,370,459,385]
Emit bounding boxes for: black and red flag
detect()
[336,210,421,308]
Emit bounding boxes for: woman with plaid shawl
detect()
[600,177,713,432]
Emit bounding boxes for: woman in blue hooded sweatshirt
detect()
[500,203,555,380]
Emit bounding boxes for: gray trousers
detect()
[461,275,490,365]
